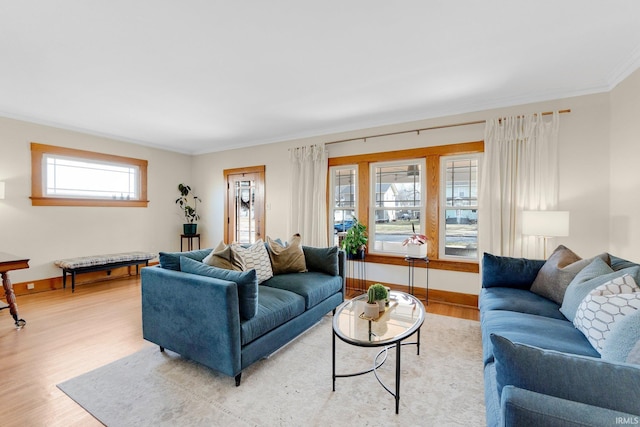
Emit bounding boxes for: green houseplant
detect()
[175,183,201,235]
[341,217,368,260]
[364,285,380,319]
[369,283,389,312]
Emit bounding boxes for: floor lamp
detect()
[522,211,570,259]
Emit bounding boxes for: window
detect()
[224,166,265,244]
[30,143,148,207]
[441,155,480,259]
[369,160,424,255]
[329,166,357,246]
[328,141,483,272]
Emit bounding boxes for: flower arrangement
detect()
[402,223,427,246]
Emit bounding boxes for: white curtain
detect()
[479,112,560,258]
[289,144,328,247]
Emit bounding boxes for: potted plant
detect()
[341,217,368,260]
[364,285,380,319]
[369,283,389,312]
[175,183,201,235]
[402,223,427,258]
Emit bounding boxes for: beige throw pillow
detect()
[267,234,307,275]
[530,245,610,304]
[231,240,274,284]
[203,241,245,271]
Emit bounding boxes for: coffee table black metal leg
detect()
[417,326,421,355]
[332,329,336,391]
[395,342,401,414]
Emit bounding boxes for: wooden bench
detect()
[54,251,156,292]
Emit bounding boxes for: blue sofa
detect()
[480,251,640,427]
[141,245,345,385]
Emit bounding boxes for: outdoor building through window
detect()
[330,166,357,247]
[30,143,148,207]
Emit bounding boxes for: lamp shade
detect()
[0,181,4,199]
[522,211,570,237]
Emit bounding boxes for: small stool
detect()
[181,234,201,251]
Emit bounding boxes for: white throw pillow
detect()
[231,240,274,284]
[574,274,640,353]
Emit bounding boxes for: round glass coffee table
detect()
[332,290,425,414]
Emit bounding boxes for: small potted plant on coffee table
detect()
[369,283,389,312]
[364,285,380,319]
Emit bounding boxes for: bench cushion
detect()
[54,251,156,270]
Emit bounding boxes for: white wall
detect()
[610,67,640,259]
[193,91,614,296]
[0,117,192,283]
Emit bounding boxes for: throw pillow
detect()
[179,256,259,320]
[600,308,640,364]
[231,240,274,284]
[266,234,307,275]
[202,241,245,271]
[158,248,212,271]
[490,334,640,415]
[573,274,640,353]
[303,245,340,276]
[481,252,546,289]
[559,258,615,320]
[530,245,609,304]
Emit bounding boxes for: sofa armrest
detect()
[482,253,546,289]
[141,266,242,377]
[502,386,639,427]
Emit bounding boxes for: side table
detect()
[405,256,429,303]
[181,234,201,251]
[0,252,29,328]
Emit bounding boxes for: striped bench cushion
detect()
[54,251,156,270]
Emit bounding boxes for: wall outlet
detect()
[26,283,35,290]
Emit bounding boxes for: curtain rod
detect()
[325,109,571,146]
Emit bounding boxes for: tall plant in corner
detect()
[176,183,201,236]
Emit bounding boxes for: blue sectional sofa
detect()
[141,244,345,385]
[480,249,640,427]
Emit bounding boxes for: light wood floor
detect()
[0,276,479,426]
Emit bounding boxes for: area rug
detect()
[58,313,485,426]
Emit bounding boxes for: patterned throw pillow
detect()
[266,234,307,275]
[574,274,640,353]
[231,240,274,284]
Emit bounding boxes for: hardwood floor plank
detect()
[0,275,479,426]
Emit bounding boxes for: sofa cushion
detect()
[574,274,640,353]
[609,254,640,271]
[232,240,274,284]
[491,334,640,416]
[303,246,339,276]
[601,307,640,364]
[479,288,565,320]
[180,257,259,320]
[240,286,305,345]
[482,253,545,289]
[202,241,245,271]
[481,310,599,365]
[266,234,307,275]
[262,272,343,309]
[159,248,212,271]
[530,245,609,304]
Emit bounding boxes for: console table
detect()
[0,252,29,328]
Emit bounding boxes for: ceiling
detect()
[1,1,640,155]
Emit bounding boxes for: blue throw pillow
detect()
[482,253,545,289]
[180,256,259,320]
[159,249,212,271]
[302,246,339,276]
[490,334,640,416]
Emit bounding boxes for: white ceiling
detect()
[1,1,640,155]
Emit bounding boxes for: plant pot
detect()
[347,248,366,260]
[363,302,379,319]
[183,223,198,236]
[406,243,426,258]
[377,300,386,312]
